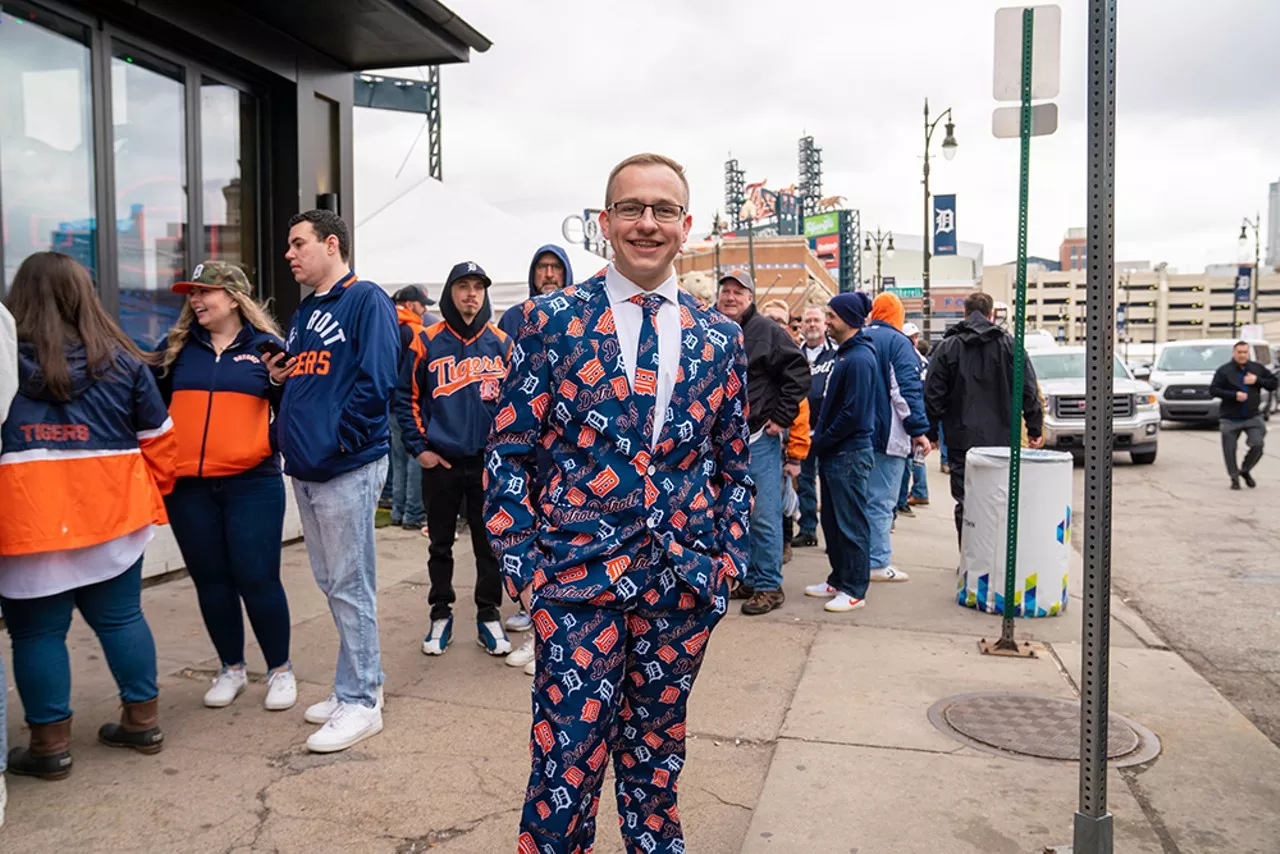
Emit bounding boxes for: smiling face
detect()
[826,307,852,343]
[802,307,826,346]
[600,163,691,290]
[716,279,753,324]
[188,285,239,332]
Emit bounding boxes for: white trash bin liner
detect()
[958,446,1074,617]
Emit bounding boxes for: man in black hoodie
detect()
[716,270,811,615]
[924,291,1044,545]
[1209,341,1278,489]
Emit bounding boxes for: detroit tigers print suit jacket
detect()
[484,274,753,607]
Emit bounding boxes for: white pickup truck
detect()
[1028,346,1161,465]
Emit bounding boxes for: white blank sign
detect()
[992,103,1059,138]
[993,5,1062,101]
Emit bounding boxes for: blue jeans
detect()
[820,449,874,598]
[293,456,388,708]
[868,452,907,569]
[745,432,784,592]
[166,473,291,670]
[939,424,949,465]
[897,456,929,508]
[0,558,157,725]
[389,418,425,526]
[797,454,819,537]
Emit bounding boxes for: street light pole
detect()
[1241,214,1261,325]
[740,199,758,285]
[922,98,958,341]
[864,228,895,294]
[711,211,724,284]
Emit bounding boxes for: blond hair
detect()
[159,288,285,375]
[605,153,689,207]
[760,299,791,321]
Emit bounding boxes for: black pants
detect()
[949,451,968,548]
[423,457,502,623]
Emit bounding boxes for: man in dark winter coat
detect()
[924,291,1044,545]
[497,244,574,340]
[1209,341,1278,489]
[716,270,811,615]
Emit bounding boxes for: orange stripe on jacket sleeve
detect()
[410,335,429,441]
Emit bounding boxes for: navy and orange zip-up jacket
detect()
[152,324,284,479]
[278,273,399,482]
[395,316,511,461]
[0,344,177,556]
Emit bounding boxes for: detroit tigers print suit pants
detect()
[518,552,723,854]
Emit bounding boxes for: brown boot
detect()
[741,589,786,616]
[98,697,164,755]
[8,717,73,780]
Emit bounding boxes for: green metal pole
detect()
[997,7,1035,649]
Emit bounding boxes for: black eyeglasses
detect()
[607,201,686,223]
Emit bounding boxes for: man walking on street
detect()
[794,304,837,549]
[397,262,513,659]
[806,293,878,613]
[924,292,1044,546]
[388,286,437,534]
[716,270,810,615]
[268,210,399,753]
[862,293,929,583]
[485,153,752,854]
[1210,341,1278,489]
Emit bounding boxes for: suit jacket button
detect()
[647,465,656,475]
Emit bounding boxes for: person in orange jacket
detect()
[0,252,177,780]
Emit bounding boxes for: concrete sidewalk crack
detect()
[694,785,753,812]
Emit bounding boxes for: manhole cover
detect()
[928,691,1160,767]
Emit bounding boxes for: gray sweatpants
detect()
[1220,415,1266,479]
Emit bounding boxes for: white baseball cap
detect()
[902,322,921,337]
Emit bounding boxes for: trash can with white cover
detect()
[958,447,1074,617]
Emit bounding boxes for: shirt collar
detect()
[605,264,679,307]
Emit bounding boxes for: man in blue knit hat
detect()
[805,293,880,613]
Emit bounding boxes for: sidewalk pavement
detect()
[3,492,1279,853]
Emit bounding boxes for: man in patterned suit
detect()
[485,153,753,854]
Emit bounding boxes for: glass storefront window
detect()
[0,5,96,285]
[112,44,186,349]
[201,78,258,288]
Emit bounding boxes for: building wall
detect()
[983,265,1280,345]
[677,236,838,311]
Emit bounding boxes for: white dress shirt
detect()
[605,265,681,446]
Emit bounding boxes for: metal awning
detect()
[224,0,490,69]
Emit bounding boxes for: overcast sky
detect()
[356,0,1280,274]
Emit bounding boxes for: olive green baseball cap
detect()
[172,260,253,296]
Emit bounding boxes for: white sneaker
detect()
[203,666,247,708]
[304,684,384,724]
[264,669,298,711]
[804,582,839,598]
[505,610,533,632]
[825,593,866,613]
[305,702,383,753]
[871,566,910,582]
[477,620,512,656]
[422,615,453,655]
[507,634,535,668]
[524,658,535,676]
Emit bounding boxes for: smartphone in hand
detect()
[255,340,297,362]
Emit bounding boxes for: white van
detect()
[1149,338,1273,423]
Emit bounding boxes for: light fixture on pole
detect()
[923,98,958,340]
[1241,214,1261,325]
[863,227,894,294]
[739,198,758,284]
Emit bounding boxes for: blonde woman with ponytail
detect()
[151,261,297,713]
